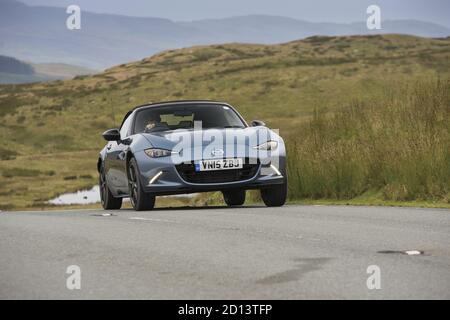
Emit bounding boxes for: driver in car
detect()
[144,114,161,132]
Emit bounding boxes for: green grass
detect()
[286,79,450,203]
[1,34,450,210]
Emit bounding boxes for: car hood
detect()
[140,127,278,150]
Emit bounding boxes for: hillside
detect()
[0,34,449,209]
[1,0,450,69]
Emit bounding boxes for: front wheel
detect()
[222,189,246,206]
[99,163,123,210]
[260,180,287,207]
[128,157,155,211]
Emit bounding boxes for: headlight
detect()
[144,148,172,158]
[254,140,278,150]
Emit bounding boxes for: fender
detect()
[97,146,107,172]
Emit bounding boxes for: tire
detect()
[128,157,155,211]
[261,180,287,207]
[99,163,123,210]
[222,189,246,206]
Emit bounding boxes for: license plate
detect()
[195,158,243,172]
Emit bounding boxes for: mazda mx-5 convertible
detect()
[98,100,287,211]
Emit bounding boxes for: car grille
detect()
[175,158,259,184]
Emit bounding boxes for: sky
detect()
[18,0,450,27]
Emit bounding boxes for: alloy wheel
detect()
[128,164,139,207]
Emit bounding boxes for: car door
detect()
[105,114,133,195]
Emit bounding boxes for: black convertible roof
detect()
[132,100,229,112]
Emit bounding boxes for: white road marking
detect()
[130,217,176,223]
[7,208,101,214]
[405,250,422,255]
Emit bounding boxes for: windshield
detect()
[133,104,246,134]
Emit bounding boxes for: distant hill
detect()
[30,63,96,79]
[0,55,34,75]
[0,54,96,84]
[1,0,449,69]
[182,15,450,44]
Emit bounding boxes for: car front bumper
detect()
[134,149,286,196]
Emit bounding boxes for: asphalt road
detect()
[0,205,449,299]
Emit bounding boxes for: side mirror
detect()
[250,120,266,127]
[102,128,120,141]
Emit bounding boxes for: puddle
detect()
[48,186,198,205]
[48,186,101,205]
[161,193,198,198]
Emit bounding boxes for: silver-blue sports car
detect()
[98,100,287,211]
